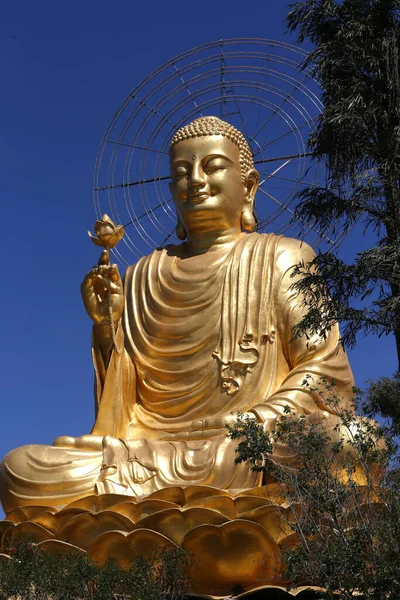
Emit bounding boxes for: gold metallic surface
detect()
[0,554,11,562]
[6,506,55,522]
[61,494,135,512]
[55,511,135,550]
[244,505,301,544]
[183,495,274,520]
[3,521,54,548]
[0,117,357,594]
[88,214,125,249]
[89,529,174,568]
[0,485,367,597]
[0,521,15,546]
[30,511,59,533]
[183,520,282,594]
[109,498,180,520]
[133,507,228,544]
[149,486,231,505]
[39,540,86,555]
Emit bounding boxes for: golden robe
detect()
[0,233,354,514]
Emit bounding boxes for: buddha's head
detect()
[169,117,259,240]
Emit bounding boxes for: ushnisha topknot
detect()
[169,116,254,183]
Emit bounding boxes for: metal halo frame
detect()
[93,38,342,267]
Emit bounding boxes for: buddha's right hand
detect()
[81,249,124,325]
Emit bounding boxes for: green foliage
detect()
[227,412,273,470]
[287,0,400,181]
[285,0,400,365]
[0,540,193,600]
[276,6,400,590]
[360,371,400,437]
[228,377,400,599]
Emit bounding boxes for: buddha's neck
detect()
[185,227,243,255]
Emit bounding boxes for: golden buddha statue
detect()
[0,117,354,515]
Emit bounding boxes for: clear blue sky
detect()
[0,1,396,517]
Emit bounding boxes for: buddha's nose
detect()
[190,164,206,187]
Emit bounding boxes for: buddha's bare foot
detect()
[53,434,103,451]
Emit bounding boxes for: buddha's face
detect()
[169,136,258,237]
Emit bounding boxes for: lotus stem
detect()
[106,247,121,355]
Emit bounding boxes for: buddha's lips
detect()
[188,193,209,204]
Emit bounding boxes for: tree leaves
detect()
[0,541,193,600]
[286,0,400,365]
[228,378,400,600]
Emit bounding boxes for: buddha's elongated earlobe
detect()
[241,208,256,232]
[240,168,259,232]
[176,218,187,240]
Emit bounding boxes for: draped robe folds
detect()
[0,233,355,513]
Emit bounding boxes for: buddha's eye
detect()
[174,165,190,180]
[204,161,226,174]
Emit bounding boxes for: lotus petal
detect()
[96,224,115,237]
[148,485,230,506]
[98,233,120,248]
[88,232,105,247]
[89,528,174,568]
[109,498,179,521]
[234,584,293,599]
[90,215,125,249]
[278,531,301,552]
[234,495,277,516]
[0,553,11,562]
[62,494,134,513]
[97,508,135,526]
[228,584,323,598]
[56,511,135,550]
[5,505,55,523]
[52,508,91,530]
[184,495,273,520]
[134,507,228,544]
[3,522,54,548]
[95,215,114,234]
[183,496,237,519]
[0,521,15,552]
[243,505,297,543]
[236,484,287,505]
[39,539,86,555]
[31,511,59,533]
[182,519,282,596]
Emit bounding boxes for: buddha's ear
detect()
[244,169,260,206]
[241,169,259,233]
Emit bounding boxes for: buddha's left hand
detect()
[191,412,256,432]
[53,434,104,450]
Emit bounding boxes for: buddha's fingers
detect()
[53,434,103,451]
[109,264,122,284]
[160,429,228,441]
[81,271,96,293]
[191,413,256,432]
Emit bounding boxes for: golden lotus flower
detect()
[1,485,324,596]
[88,214,125,249]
